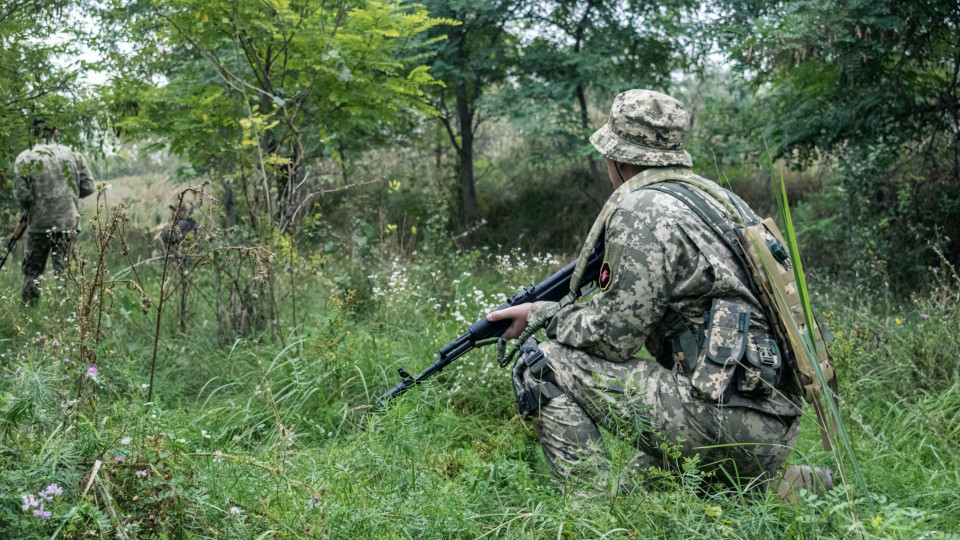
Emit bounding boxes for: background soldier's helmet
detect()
[589,89,693,168]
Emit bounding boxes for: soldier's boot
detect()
[774,465,834,504]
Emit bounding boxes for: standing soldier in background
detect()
[13,119,95,306]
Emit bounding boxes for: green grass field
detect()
[1,178,959,539]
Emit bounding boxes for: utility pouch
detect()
[738,333,782,396]
[512,340,562,415]
[690,299,751,402]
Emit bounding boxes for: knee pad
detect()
[512,339,563,415]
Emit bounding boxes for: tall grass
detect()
[767,158,874,521]
[1,181,959,538]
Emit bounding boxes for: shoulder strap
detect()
[568,167,700,294]
[646,182,762,299]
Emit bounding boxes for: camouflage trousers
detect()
[528,340,800,490]
[22,231,75,305]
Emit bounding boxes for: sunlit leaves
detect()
[102,0,446,198]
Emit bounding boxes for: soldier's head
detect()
[169,205,188,220]
[31,119,57,142]
[589,90,692,188]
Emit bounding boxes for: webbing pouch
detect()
[738,333,782,396]
[691,299,750,402]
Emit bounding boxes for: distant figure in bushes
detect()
[13,119,95,306]
[488,90,832,501]
[160,205,197,252]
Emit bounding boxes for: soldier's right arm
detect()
[76,152,95,198]
[13,157,34,209]
[530,206,674,362]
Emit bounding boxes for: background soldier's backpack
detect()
[650,178,840,450]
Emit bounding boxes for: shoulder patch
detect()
[599,261,613,290]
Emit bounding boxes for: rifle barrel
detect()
[377,243,604,405]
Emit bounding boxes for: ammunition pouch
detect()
[511,339,563,415]
[675,298,783,403]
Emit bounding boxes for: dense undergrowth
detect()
[1,184,959,538]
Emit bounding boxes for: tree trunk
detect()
[456,79,479,225]
[576,84,610,204]
[222,180,236,228]
[459,144,478,226]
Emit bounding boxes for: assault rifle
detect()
[378,243,604,405]
[0,214,28,271]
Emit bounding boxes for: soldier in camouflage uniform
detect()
[13,120,95,305]
[489,90,830,498]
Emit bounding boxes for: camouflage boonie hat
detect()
[590,90,692,168]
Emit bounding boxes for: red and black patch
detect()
[599,261,613,290]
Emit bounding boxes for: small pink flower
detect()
[919,313,929,319]
[63,358,70,363]
[114,456,124,463]
[932,266,939,273]
[52,341,61,348]
[135,469,148,478]
[86,365,98,375]
[64,375,70,379]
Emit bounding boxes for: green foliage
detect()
[100,0,446,232]
[422,0,525,225]
[5,1,960,537]
[505,0,698,138]
[712,0,960,289]
[0,1,100,182]
[3,236,960,537]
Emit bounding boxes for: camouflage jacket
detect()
[529,167,801,415]
[13,143,96,233]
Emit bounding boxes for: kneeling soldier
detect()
[489,90,831,499]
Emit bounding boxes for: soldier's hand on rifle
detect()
[486,303,532,340]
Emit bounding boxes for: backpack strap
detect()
[646,182,761,299]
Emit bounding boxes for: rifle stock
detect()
[377,244,604,405]
[0,214,28,271]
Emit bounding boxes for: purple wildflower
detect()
[22,494,39,510]
[64,375,70,379]
[33,502,51,519]
[43,484,63,497]
[114,456,124,463]
[86,365,98,375]
[932,266,939,273]
[135,469,148,478]
[53,341,61,348]
[920,313,930,319]
[63,358,70,363]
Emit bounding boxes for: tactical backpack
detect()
[563,168,840,450]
